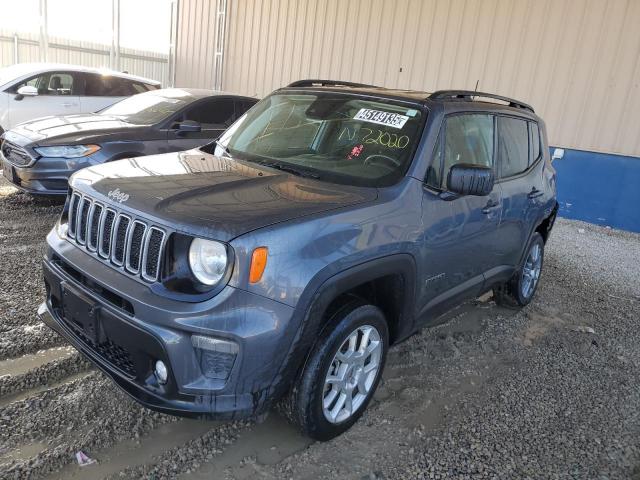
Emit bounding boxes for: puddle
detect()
[181,412,312,480]
[0,442,48,464]
[0,371,92,409]
[0,346,75,377]
[44,419,217,480]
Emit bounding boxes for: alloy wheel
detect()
[521,242,542,299]
[322,325,382,424]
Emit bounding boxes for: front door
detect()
[417,113,502,323]
[8,71,81,128]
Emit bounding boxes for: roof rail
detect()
[286,79,377,89]
[429,90,534,113]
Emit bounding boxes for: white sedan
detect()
[0,63,160,134]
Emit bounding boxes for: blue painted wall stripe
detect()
[551,147,640,233]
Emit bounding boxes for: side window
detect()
[441,114,494,189]
[184,98,236,129]
[131,82,150,94]
[12,72,77,95]
[82,73,107,96]
[528,122,541,165]
[498,117,529,177]
[82,74,138,97]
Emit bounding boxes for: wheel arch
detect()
[270,253,418,404]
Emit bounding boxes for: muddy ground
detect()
[0,176,639,479]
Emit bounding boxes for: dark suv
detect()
[39,80,557,440]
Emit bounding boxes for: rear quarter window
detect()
[529,122,541,165]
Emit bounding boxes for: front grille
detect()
[126,221,146,273]
[67,190,166,282]
[112,215,130,266]
[1,141,33,167]
[77,198,91,245]
[87,204,103,251]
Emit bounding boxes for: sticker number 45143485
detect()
[353,108,409,129]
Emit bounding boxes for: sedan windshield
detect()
[101,90,192,125]
[216,92,425,187]
[0,64,39,88]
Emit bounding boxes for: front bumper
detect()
[1,154,94,195]
[40,229,297,419]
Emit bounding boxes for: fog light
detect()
[154,360,168,384]
[192,335,238,380]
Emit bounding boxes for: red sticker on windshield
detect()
[347,144,364,160]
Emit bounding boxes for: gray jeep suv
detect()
[39,80,557,440]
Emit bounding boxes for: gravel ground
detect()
[0,178,639,479]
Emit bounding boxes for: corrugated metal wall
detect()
[173,0,222,89]
[180,0,639,157]
[0,30,169,83]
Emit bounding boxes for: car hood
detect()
[70,149,377,241]
[7,114,146,145]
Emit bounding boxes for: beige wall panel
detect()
[176,0,640,156]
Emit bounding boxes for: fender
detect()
[265,253,417,404]
[520,200,559,268]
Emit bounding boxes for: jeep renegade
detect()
[39,80,558,440]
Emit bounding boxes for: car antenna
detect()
[473,79,479,99]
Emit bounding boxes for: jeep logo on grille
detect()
[108,188,130,203]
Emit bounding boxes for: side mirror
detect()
[446,164,494,197]
[15,85,38,101]
[177,120,201,133]
[551,148,564,162]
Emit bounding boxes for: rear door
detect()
[493,116,543,270]
[167,97,236,150]
[8,71,82,127]
[418,112,502,322]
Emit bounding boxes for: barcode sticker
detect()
[353,108,409,129]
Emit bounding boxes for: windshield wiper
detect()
[258,161,320,179]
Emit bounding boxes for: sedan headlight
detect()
[34,144,100,158]
[188,238,228,286]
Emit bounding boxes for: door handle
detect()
[527,187,544,199]
[481,199,500,214]
[62,103,75,107]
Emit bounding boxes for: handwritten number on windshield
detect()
[340,127,409,149]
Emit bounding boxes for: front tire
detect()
[288,302,389,441]
[494,232,545,307]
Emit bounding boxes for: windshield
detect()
[101,90,192,125]
[216,92,425,187]
[0,64,39,88]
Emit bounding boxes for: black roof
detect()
[281,79,536,115]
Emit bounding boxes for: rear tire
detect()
[287,302,389,441]
[494,232,545,307]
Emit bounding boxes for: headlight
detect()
[34,144,100,158]
[188,238,228,286]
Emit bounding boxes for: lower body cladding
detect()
[39,232,297,419]
[1,155,85,195]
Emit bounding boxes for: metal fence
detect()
[0,29,169,85]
